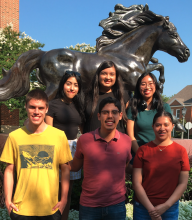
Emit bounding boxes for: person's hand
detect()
[154,203,169,216]
[6,202,19,215]
[148,208,162,220]
[52,199,67,214]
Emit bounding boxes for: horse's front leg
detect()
[146,63,165,93]
[44,82,59,101]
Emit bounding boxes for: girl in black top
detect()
[46,71,84,220]
[83,60,129,133]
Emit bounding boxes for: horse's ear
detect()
[144,4,149,11]
[163,16,170,29]
[165,16,169,22]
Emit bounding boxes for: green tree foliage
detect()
[161,94,175,103]
[0,25,44,125]
[67,43,96,53]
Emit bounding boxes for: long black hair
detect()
[86,61,127,121]
[129,72,163,119]
[55,71,85,122]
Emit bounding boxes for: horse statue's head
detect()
[97,5,190,63]
[157,16,190,62]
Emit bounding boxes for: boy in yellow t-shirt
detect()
[1,89,72,219]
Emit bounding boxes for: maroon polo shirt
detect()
[75,128,132,207]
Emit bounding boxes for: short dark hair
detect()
[99,97,121,113]
[26,89,48,106]
[153,110,173,125]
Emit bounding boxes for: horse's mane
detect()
[96,4,164,52]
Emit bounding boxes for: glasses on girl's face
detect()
[65,70,81,77]
[101,110,120,115]
[140,82,155,88]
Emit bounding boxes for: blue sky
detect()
[20,0,191,97]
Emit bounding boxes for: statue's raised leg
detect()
[146,63,165,93]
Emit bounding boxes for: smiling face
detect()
[99,66,116,92]
[26,98,48,127]
[139,75,156,101]
[152,116,174,142]
[63,76,79,101]
[97,103,122,132]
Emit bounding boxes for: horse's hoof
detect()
[159,76,165,84]
[158,82,164,94]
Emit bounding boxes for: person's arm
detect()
[150,171,189,216]
[68,156,83,172]
[4,163,19,215]
[45,115,53,126]
[52,163,70,214]
[126,119,139,153]
[133,168,162,219]
[125,101,129,109]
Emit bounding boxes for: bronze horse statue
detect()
[0,4,190,101]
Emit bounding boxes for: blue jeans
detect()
[133,200,179,220]
[79,201,126,220]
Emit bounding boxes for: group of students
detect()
[1,60,190,220]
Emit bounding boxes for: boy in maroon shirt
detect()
[69,97,132,220]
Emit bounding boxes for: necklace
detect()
[157,145,168,151]
[61,98,72,104]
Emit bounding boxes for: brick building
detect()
[167,85,192,135]
[0,104,19,133]
[0,0,19,32]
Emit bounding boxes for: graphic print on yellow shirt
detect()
[19,145,54,169]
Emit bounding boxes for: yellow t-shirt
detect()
[1,125,72,216]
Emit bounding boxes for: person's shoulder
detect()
[163,103,171,112]
[119,132,132,148]
[47,99,61,111]
[119,132,131,141]
[80,131,95,139]
[172,141,188,152]
[46,125,65,136]
[139,141,154,151]
[9,127,27,138]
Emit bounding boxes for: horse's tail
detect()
[0,50,45,101]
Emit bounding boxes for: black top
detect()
[47,99,82,140]
[83,91,129,134]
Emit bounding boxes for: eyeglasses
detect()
[65,70,81,77]
[140,82,155,88]
[101,110,120,115]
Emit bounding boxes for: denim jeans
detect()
[79,201,126,220]
[133,200,179,220]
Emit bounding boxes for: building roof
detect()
[167,85,192,105]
